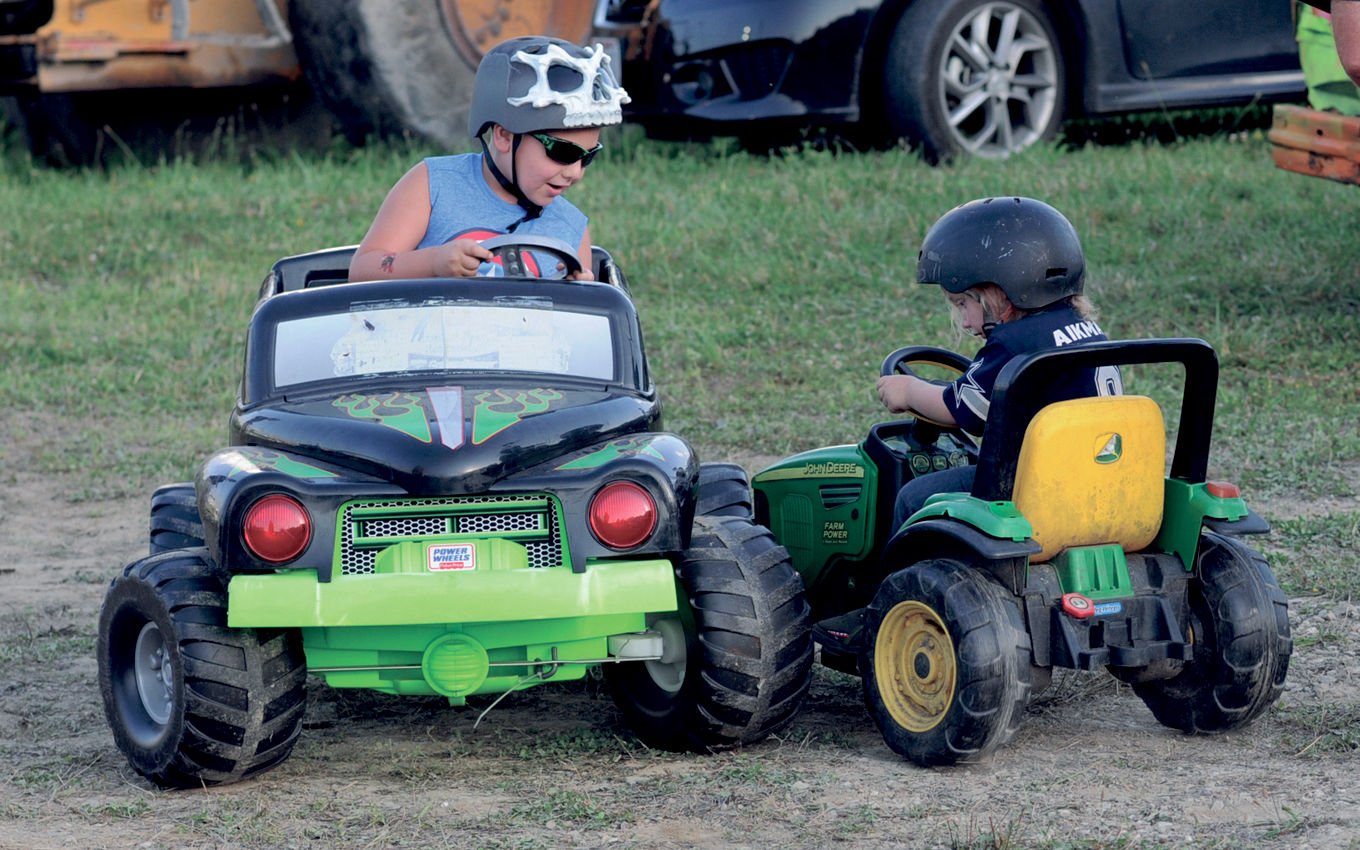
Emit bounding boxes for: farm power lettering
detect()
[822,520,850,544]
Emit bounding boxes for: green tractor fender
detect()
[881,496,1041,595]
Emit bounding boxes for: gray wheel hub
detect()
[643,617,687,694]
[133,622,174,725]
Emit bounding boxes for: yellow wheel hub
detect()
[874,600,956,732]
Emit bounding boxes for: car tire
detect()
[97,549,307,787]
[696,462,754,519]
[604,516,813,751]
[289,0,594,148]
[879,0,1066,162]
[149,483,205,554]
[1133,533,1291,733]
[860,558,1031,765]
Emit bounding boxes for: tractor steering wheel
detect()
[880,345,972,382]
[480,234,584,278]
[875,346,978,457]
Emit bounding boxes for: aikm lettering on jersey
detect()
[1052,320,1103,346]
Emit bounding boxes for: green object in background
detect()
[1299,9,1360,115]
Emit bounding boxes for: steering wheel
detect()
[880,345,972,381]
[875,345,978,457]
[480,234,583,278]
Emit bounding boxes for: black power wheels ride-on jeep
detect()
[753,338,1291,765]
[97,237,813,788]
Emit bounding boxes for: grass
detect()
[1275,703,1360,757]
[1262,513,1360,598]
[1,114,1357,594]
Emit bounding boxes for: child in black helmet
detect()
[815,197,1121,659]
[878,196,1122,530]
[348,36,630,282]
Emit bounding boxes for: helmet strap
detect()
[973,288,1020,338]
[479,132,542,231]
[966,290,998,338]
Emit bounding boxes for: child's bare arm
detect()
[348,163,491,281]
[876,375,956,425]
[1336,0,1360,86]
[566,227,595,281]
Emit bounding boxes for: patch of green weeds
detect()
[508,789,636,829]
[833,803,881,838]
[86,799,154,818]
[514,727,637,761]
[0,616,92,666]
[1261,805,1313,841]
[10,765,65,792]
[1275,704,1360,757]
[1263,512,1360,598]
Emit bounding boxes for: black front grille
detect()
[337,495,564,575]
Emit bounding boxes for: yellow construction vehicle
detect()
[0,0,597,163]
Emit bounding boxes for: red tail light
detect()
[588,481,657,549]
[1206,481,1241,499]
[242,494,312,563]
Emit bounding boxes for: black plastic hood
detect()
[230,382,661,495]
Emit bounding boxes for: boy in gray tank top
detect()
[348,36,629,283]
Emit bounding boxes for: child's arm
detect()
[568,227,595,281]
[876,375,957,426]
[1337,0,1360,86]
[348,163,494,281]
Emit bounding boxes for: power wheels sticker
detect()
[428,543,476,571]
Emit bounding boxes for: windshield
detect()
[272,300,615,388]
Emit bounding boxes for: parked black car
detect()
[594,0,1305,161]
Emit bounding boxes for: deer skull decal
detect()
[508,42,631,128]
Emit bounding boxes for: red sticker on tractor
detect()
[428,543,476,571]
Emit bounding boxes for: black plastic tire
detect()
[97,550,307,788]
[605,516,813,751]
[860,558,1031,765]
[149,483,205,554]
[696,462,754,518]
[1133,533,1291,733]
[290,0,593,148]
[879,0,1066,162]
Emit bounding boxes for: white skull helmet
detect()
[468,36,631,137]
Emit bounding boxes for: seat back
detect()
[263,245,623,296]
[1012,395,1165,562]
[265,245,357,295]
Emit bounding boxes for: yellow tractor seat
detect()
[1012,395,1166,563]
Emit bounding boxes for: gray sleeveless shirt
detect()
[417,153,588,278]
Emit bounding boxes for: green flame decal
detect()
[557,437,668,470]
[225,448,339,479]
[472,389,563,444]
[333,392,432,443]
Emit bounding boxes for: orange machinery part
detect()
[11,0,298,92]
[1268,103,1360,185]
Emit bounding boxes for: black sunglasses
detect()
[528,132,604,167]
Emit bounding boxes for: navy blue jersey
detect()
[944,304,1122,436]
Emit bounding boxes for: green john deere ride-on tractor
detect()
[753,338,1292,765]
[97,237,813,788]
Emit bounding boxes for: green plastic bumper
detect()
[227,557,679,628]
[226,557,680,701]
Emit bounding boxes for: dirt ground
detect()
[1,459,1357,850]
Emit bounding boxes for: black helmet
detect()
[916,197,1085,310]
[468,37,630,138]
